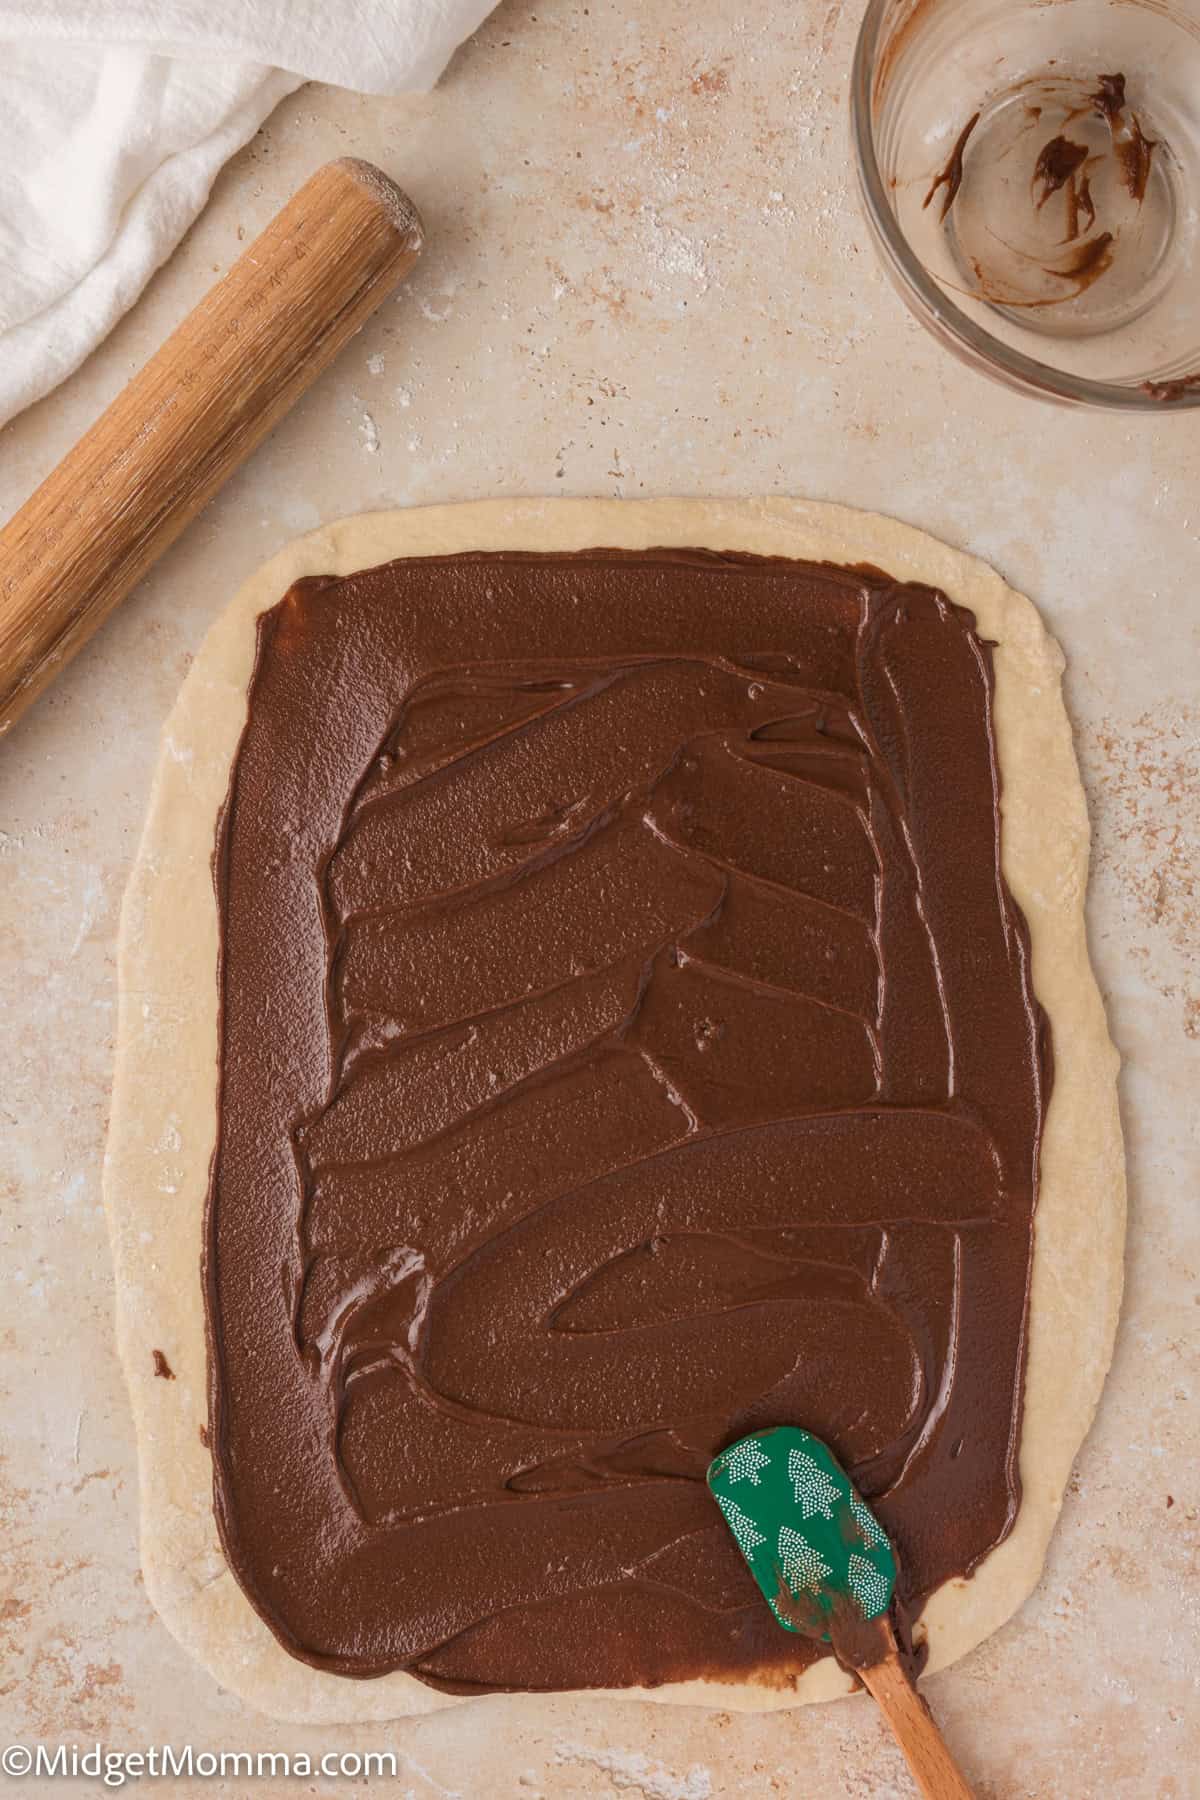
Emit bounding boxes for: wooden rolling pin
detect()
[0,158,423,736]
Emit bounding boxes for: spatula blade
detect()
[707,1425,896,1639]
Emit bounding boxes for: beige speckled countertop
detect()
[2,3,1198,1796]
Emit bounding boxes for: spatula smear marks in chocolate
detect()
[206,547,1048,1693]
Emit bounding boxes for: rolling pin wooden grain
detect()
[0,157,423,736]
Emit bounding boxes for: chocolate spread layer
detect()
[207,548,1050,1693]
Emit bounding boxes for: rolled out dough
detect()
[103,498,1124,1721]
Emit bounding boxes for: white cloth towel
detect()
[0,2,496,429]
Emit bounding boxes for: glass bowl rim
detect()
[849,0,1200,412]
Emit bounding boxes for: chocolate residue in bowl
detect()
[1140,370,1200,403]
[962,228,1115,311]
[1057,230,1116,285]
[1066,169,1096,242]
[1093,73,1157,202]
[152,1348,175,1380]
[923,111,980,220]
[1092,71,1128,123]
[1033,135,1089,208]
[929,67,1168,317]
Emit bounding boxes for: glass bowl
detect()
[851,0,1200,409]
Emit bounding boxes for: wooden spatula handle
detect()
[860,1652,976,1800]
[0,158,423,737]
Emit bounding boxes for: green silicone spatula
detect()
[708,1427,976,1800]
